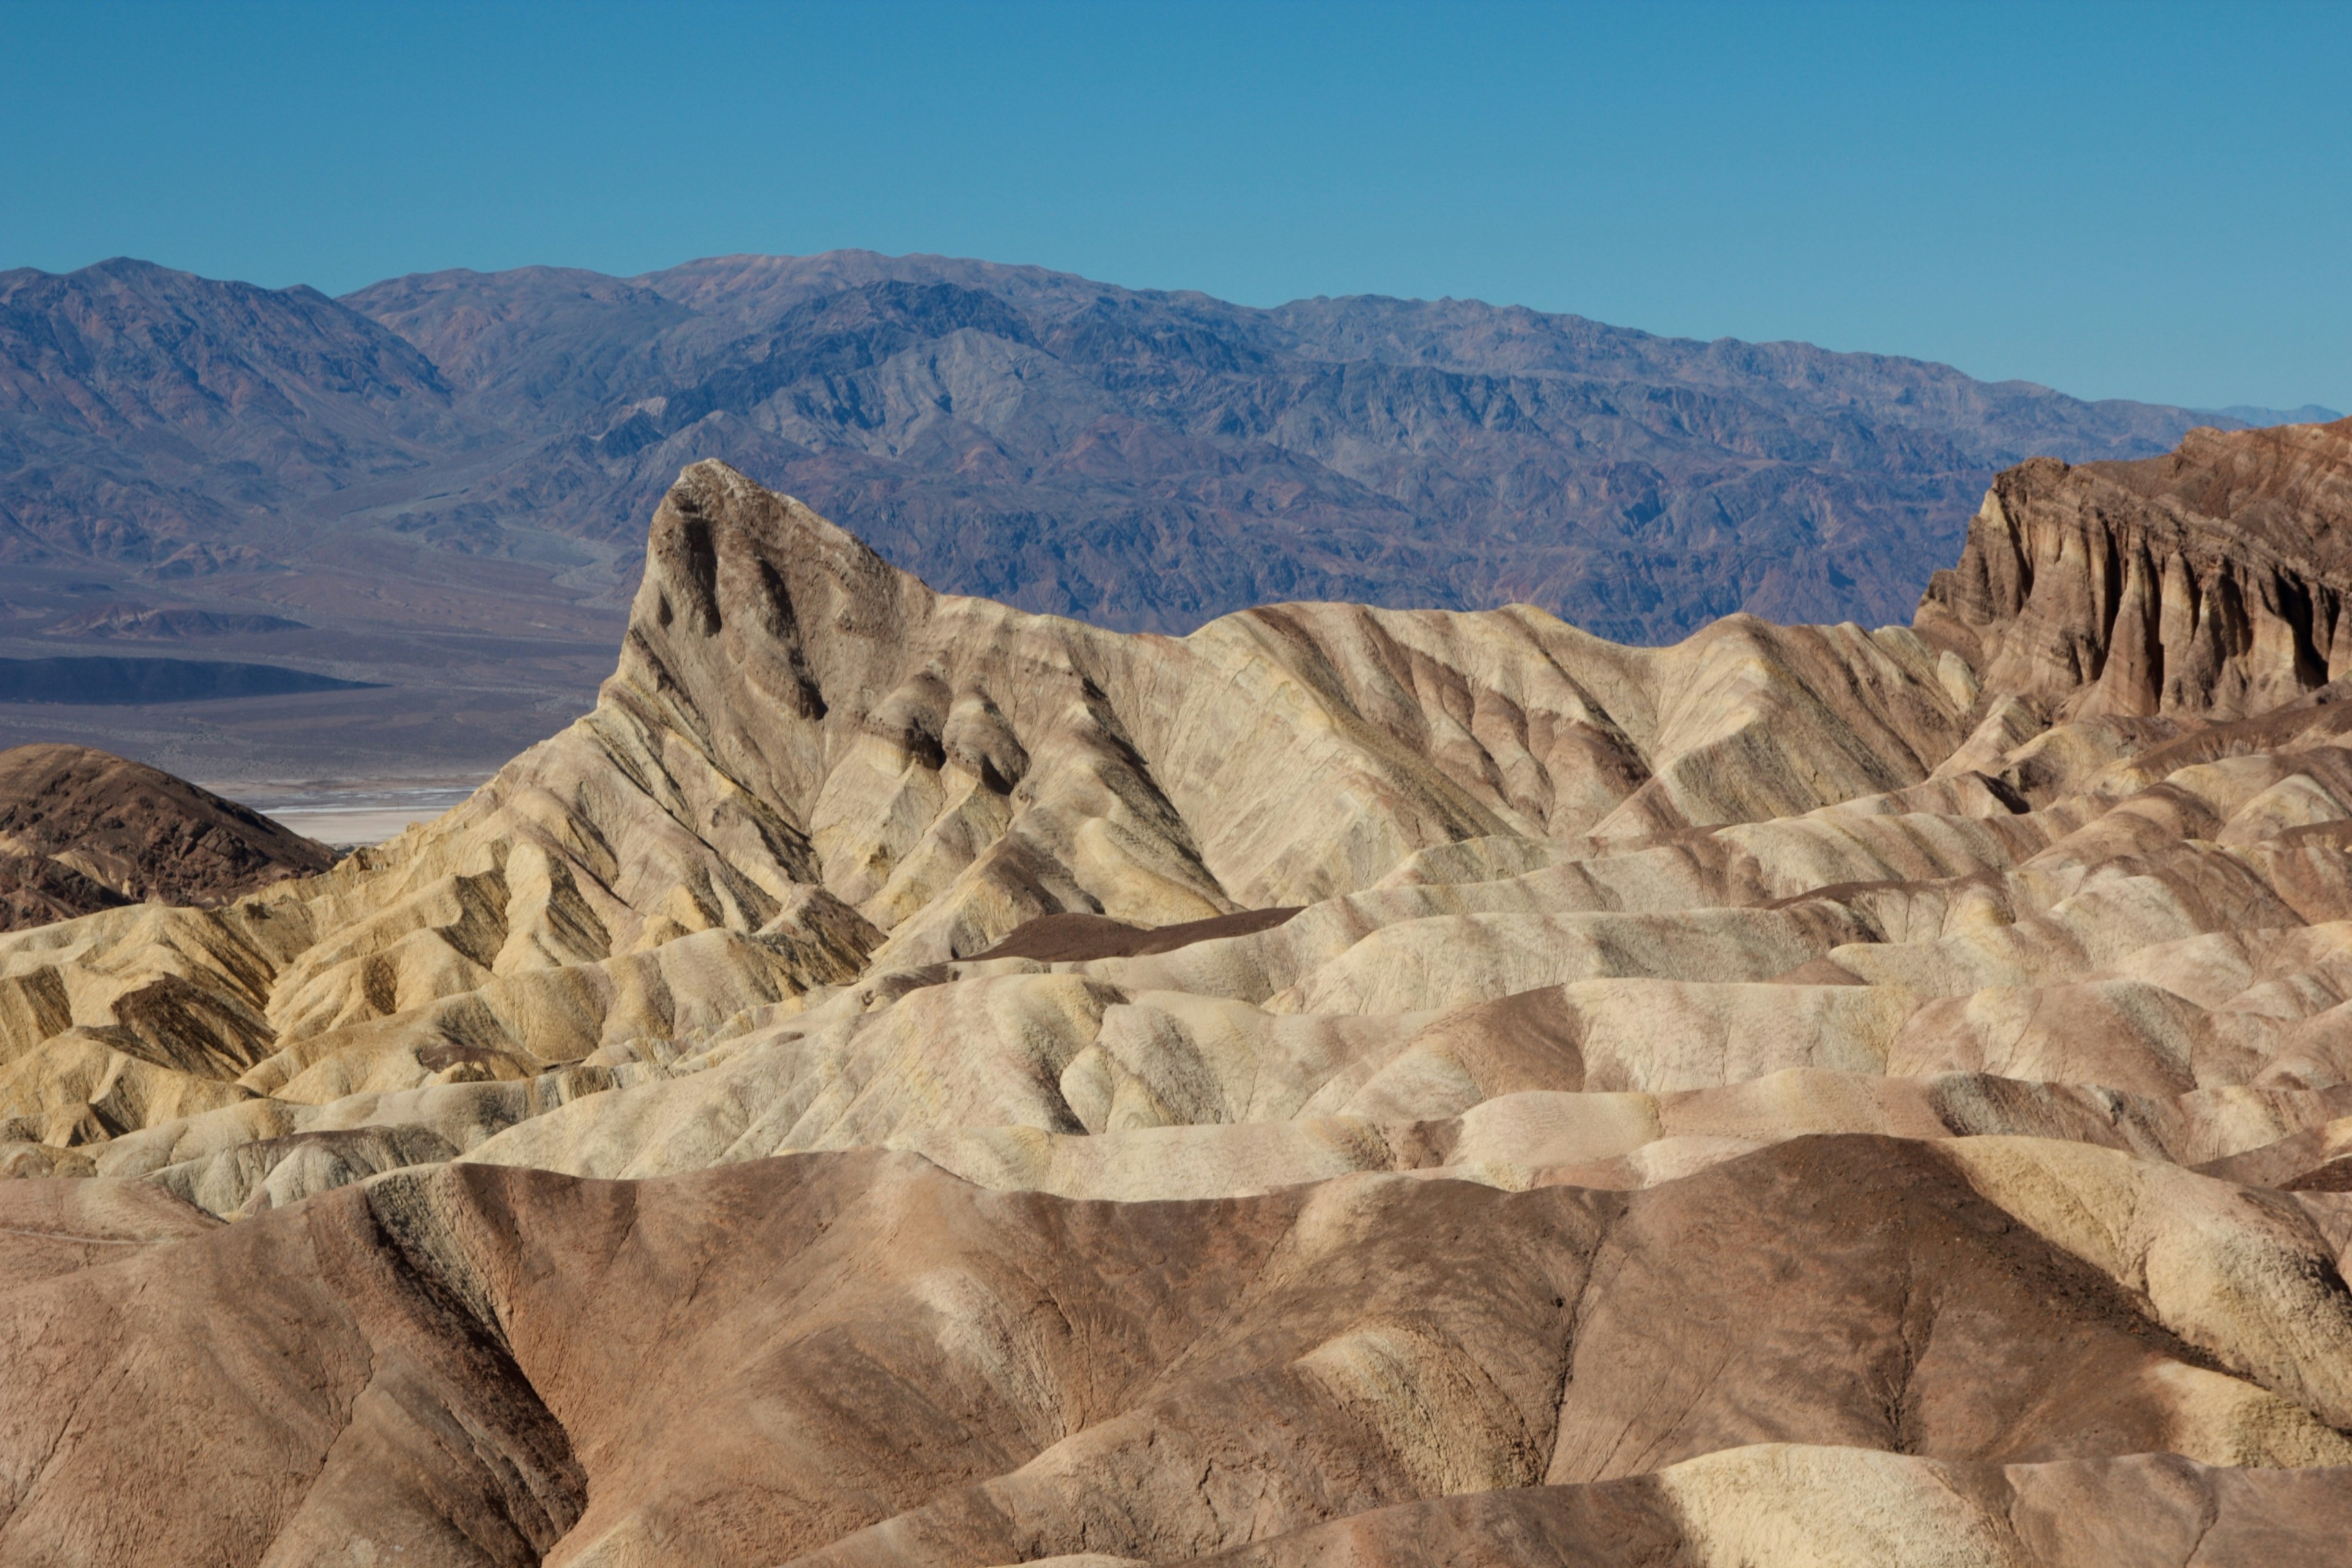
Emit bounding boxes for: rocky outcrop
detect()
[0,743,333,930]
[1917,417,2352,717]
[12,440,2352,1560]
[0,460,1983,1153]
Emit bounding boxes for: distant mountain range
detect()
[5,252,2334,651]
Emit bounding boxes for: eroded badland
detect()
[9,418,2352,1564]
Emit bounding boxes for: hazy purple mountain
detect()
[0,251,2275,646]
[2204,402,2343,427]
[0,258,455,572]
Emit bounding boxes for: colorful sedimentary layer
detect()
[7,419,2352,1565]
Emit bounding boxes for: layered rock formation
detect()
[0,742,333,932]
[10,419,2352,1562]
[1919,417,2352,717]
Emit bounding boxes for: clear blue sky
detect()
[5,0,2346,412]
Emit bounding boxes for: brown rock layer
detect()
[973,907,1305,963]
[9,1142,2352,1566]
[1917,417,2352,717]
[0,849,129,931]
[0,742,334,930]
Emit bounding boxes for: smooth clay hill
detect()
[7,419,2352,1565]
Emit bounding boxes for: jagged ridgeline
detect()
[8,419,2352,1565]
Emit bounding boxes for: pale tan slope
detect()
[402,663,2352,1196]
[9,439,2352,1223]
[1194,1445,2352,1568]
[0,460,1972,1166]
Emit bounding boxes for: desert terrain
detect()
[5,416,2352,1562]
[9,252,2336,786]
[0,741,332,932]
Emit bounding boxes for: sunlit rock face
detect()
[1918,417,2352,718]
[10,422,2352,1564]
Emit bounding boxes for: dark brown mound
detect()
[2286,1159,2352,1193]
[0,1136,2275,1567]
[971,905,1302,962]
[0,742,334,930]
[0,849,132,930]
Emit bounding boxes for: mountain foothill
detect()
[0,742,333,932]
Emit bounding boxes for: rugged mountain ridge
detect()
[4,253,2295,644]
[10,421,2352,1561]
[0,257,455,570]
[328,254,2322,639]
[339,252,2239,640]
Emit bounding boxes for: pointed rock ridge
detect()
[1917,417,2352,718]
[0,460,1978,1141]
[514,458,1975,966]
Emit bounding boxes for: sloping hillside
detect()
[0,742,333,931]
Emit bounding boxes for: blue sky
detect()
[4,0,2346,412]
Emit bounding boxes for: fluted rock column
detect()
[1916,421,2352,720]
